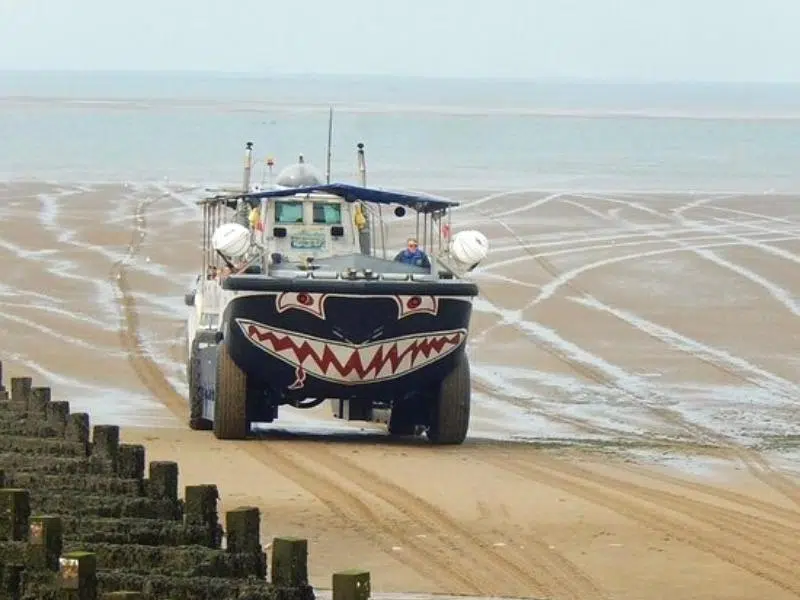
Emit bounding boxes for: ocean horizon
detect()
[3,70,800,192]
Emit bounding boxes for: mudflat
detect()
[1,181,798,599]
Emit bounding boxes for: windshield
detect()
[312,202,342,225]
[275,201,304,224]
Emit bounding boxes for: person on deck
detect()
[354,201,371,255]
[394,238,431,269]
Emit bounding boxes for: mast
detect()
[234,142,254,229]
[325,106,334,184]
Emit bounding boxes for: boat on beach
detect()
[185,134,490,444]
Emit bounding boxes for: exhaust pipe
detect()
[357,142,366,187]
[242,141,254,193]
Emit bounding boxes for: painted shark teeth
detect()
[236,319,466,385]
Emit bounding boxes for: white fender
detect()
[211,222,251,258]
[450,230,489,269]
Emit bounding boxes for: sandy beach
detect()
[1,181,798,599]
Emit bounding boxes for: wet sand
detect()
[1,181,799,599]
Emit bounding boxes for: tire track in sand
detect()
[548,457,800,554]
[481,452,800,596]
[478,200,800,509]
[602,197,800,507]
[650,407,800,508]
[109,192,189,422]
[471,378,690,447]
[472,378,637,441]
[242,441,606,600]
[544,264,800,509]
[613,460,800,525]
[472,378,730,453]
[238,441,509,597]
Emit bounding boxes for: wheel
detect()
[213,342,249,440]
[427,352,471,445]
[187,330,216,431]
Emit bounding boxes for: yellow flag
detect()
[249,206,263,231]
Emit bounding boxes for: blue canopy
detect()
[229,182,460,213]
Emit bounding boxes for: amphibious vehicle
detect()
[185,138,489,443]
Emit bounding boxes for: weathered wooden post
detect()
[10,376,32,411]
[0,359,7,400]
[117,444,145,480]
[271,537,308,587]
[28,515,63,571]
[92,425,119,471]
[226,506,266,577]
[185,484,219,526]
[29,386,51,419]
[0,489,30,541]
[47,401,71,435]
[147,461,179,501]
[185,484,222,547]
[66,413,91,445]
[333,569,371,600]
[59,551,97,599]
[225,507,261,553]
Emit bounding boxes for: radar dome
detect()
[275,162,324,187]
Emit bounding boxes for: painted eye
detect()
[276,292,328,319]
[395,295,438,318]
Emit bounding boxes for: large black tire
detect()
[427,352,471,445]
[213,342,249,440]
[187,330,216,431]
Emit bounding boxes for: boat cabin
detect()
[268,193,353,260]
[234,157,451,279]
[248,160,358,265]
[196,143,486,290]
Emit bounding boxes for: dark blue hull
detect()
[221,288,475,402]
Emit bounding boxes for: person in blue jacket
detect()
[394,237,431,269]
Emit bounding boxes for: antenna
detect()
[325,106,334,184]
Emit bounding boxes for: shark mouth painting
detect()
[236,318,467,389]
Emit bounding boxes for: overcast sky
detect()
[1,0,798,82]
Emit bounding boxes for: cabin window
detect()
[275,201,304,224]
[312,202,342,225]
